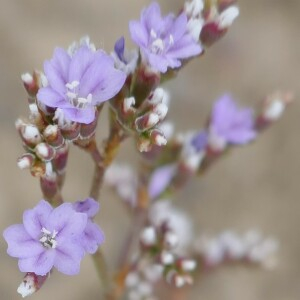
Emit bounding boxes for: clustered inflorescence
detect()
[3,1,291,299]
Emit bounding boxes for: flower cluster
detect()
[129,2,202,73]
[194,230,279,269]
[37,37,126,125]
[3,0,292,299]
[3,198,104,276]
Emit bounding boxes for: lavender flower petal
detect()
[73,198,99,218]
[22,200,53,239]
[18,250,56,276]
[114,37,126,61]
[54,241,84,275]
[62,107,96,124]
[148,164,177,199]
[68,46,94,83]
[46,203,87,243]
[210,94,257,146]
[80,221,105,254]
[3,225,44,258]
[37,87,69,109]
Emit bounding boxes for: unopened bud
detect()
[135,113,160,132]
[164,231,179,249]
[166,270,186,288]
[184,0,204,18]
[153,103,168,121]
[160,250,175,265]
[123,97,136,113]
[35,143,55,161]
[17,153,35,170]
[60,123,80,141]
[150,129,167,146]
[30,161,46,177]
[43,125,64,148]
[187,18,204,42]
[180,259,197,272]
[125,272,140,288]
[137,137,152,152]
[18,272,49,298]
[16,120,42,147]
[217,6,239,29]
[148,88,169,105]
[80,110,99,139]
[21,73,38,96]
[140,226,157,246]
[200,22,226,47]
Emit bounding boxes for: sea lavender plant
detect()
[3,1,293,299]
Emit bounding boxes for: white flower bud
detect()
[17,277,36,298]
[174,275,186,288]
[263,99,285,121]
[123,97,136,113]
[184,0,204,18]
[187,18,204,42]
[158,122,174,140]
[160,250,175,265]
[125,272,140,288]
[21,73,34,85]
[137,281,152,296]
[153,103,168,121]
[164,231,179,249]
[181,259,197,272]
[148,88,170,106]
[218,6,239,29]
[140,227,157,246]
[35,143,55,161]
[17,154,34,170]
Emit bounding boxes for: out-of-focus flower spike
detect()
[160,250,175,265]
[43,125,64,148]
[17,272,50,298]
[35,143,55,161]
[17,153,35,170]
[179,259,197,272]
[256,92,293,130]
[140,227,157,247]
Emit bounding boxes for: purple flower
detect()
[73,198,105,254]
[129,2,202,73]
[3,200,87,276]
[209,94,256,150]
[111,37,138,75]
[37,39,126,124]
[148,164,177,199]
[191,131,208,152]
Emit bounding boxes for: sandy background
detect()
[0,0,299,299]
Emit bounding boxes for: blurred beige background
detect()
[0,0,299,299]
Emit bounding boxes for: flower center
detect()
[65,81,93,109]
[39,227,58,249]
[150,29,174,55]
